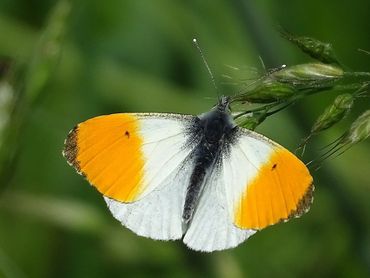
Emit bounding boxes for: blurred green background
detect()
[0,0,369,277]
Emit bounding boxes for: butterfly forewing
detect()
[231,129,314,230]
[63,113,196,202]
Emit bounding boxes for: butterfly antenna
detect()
[192,38,220,100]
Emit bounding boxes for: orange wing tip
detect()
[287,182,314,220]
[63,126,78,167]
[69,114,145,203]
[234,148,313,230]
[63,126,84,176]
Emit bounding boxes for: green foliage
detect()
[230,33,369,160]
[0,1,369,278]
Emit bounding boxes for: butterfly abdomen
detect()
[182,108,235,224]
[182,140,218,223]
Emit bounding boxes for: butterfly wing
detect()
[231,129,314,230]
[104,156,194,240]
[183,128,313,252]
[63,113,198,240]
[183,166,256,252]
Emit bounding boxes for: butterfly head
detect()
[215,96,231,114]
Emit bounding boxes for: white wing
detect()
[183,128,313,252]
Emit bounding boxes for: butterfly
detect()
[63,96,313,252]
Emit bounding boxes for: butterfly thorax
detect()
[182,100,236,225]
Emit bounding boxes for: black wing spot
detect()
[272,163,277,170]
[124,130,130,138]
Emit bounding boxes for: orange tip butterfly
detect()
[63,96,313,252]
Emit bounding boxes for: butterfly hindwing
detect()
[183,164,256,252]
[104,156,194,240]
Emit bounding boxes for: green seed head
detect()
[0,81,14,147]
[233,78,296,104]
[272,63,343,89]
[280,30,339,64]
[311,93,354,134]
[345,110,370,144]
[232,63,344,105]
